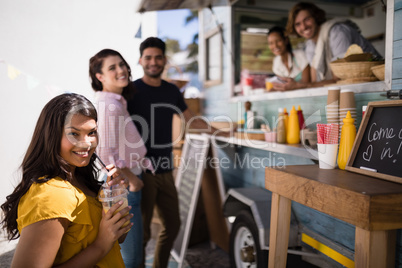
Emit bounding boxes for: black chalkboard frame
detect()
[170,134,210,267]
[346,100,402,184]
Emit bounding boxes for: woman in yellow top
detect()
[0,93,132,267]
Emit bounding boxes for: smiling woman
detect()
[267,26,310,91]
[1,93,130,268]
[95,56,130,95]
[61,113,98,170]
[89,48,154,268]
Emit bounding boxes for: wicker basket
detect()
[167,79,189,89]
[329,61,384,80]
[162,64,189,89]
[371,64,385,81]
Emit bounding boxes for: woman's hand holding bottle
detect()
[95,201,133,253]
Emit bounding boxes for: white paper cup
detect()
[317,144,339,169]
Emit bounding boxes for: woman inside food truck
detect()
[267,26,310,91]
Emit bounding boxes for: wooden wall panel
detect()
[391,78,402,90]
[241,32,273,73]
[393,10,402,43]
[391,2,402,90]
[393,39,402,59]
[292,202,356,251]
[395,0,402,11]
[392,3,402,89]
[392,58,402,81]
[216,145,312,190]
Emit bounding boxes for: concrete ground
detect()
[0,228,18,268]
[146,222,230,268]
[1,222,317,268]
[0,223,229,268]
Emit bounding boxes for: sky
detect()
[157,9,199,49]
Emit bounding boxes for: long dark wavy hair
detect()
[286,2,326,37]
[89,48,135,100]
[1,93,102,240]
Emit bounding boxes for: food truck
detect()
[133,0,401,267]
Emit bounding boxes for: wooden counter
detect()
[265,165,402,268]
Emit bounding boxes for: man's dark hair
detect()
[140,37,166,56]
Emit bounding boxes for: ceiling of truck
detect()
[134,0,236,12]
[133,0,378,12]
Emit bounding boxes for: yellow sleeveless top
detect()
[17,177,125,268]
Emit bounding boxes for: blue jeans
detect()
[120,178,143,268]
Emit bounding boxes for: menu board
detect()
[346,100,402,183]
[171,134,210,267]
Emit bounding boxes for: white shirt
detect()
[272,50,309,81]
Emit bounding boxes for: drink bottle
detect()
[287,106,300,144]
[276,108,286,144]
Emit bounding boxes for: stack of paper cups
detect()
[339,89,356,135]
[326,87,340,125]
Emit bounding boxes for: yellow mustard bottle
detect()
[286,106,300,144]
[337,111,356,170]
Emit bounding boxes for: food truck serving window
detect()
[205,26,223,87]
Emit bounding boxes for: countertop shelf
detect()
[230,81,387,103]
[212,136,318,160]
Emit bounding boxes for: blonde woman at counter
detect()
[267,26,310,91]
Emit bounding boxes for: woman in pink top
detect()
[89,49,153,268]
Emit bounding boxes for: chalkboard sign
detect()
[171,134,210,267]
[346,100,402,184]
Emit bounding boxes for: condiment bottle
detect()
[286,106,300,144]
[245,101,257,129]
[276,108,286,144]
[283,107,289,133]
[244,101,251,128]
[297,105,305,129]
[337,111,356,170]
